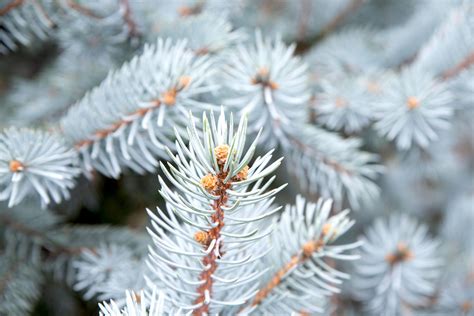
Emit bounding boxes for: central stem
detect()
[193,173,230,315]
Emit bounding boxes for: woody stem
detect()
[193,173,230,315]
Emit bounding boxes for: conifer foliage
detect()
[0,0,473,315]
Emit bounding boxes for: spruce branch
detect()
[313,75,375,133]
[0,0,141,55]
[284,124,381,209]
[61,38,218,178]
[73,243,147,302]
[1,1,473,315]
[414,2,474,78]
[223,31,380,209]
[352,214,443,315]
[0,205,94,267]
[240,196,361,314]
[146,109,285,314]
[0,0,56,54]
[372,68,454,150]
[223,30,311,148]
[99,288,166,316]
[0,128,80,207]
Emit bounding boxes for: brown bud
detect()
[268,81,279,90]
[251,68,279,90]
[200,173,218,192]
[270,276,280,287]
[195,47,210,55]
[461,301,473,313]
[366,81,381,93]
[194,231,211,246]
[214,144,230,165]
[162,90,177,105]
[322,223,332,236]
[406,96,420,110]
[234,165,249,181]
[132,292,141,304]
[302,241,316,257]
[9,160,24,172]
[178,6,193,16]
[385,242,413,264]
[335,97,348,108]
[178,76,192,89]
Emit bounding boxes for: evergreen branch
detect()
[224,31,310,148]
[413,2,473,78]
[240,196,361,314]
[73,243,147,302]
[286,133,352,175]
[247,230,326,309]
[147,110,284,313]
[352,214,443,314]
[0,213,45,240]
[311,75,375,133]
[223,31,380,209]
[61,38,217,178]
[0,128,80,207]
[99,288,166,316]
[0,0,140,54]
[0,0,56,54]
[283,124,381,209]
[373,68,454,150]
[0,208,88,258]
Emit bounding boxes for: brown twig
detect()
[74,76,191,149]
[67,0,102,18]
[441,51,474,80]
[0,0,23,16]
[296,0,364,52]
[193,169,231,315]
[177,1,203,17]
[297,0,312,40]
[288,134,353,175]
[120,0,140,38]
[244,232,329,310]
[0,214,91,256]
[319,0,364,38]
[0,214,46,240]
